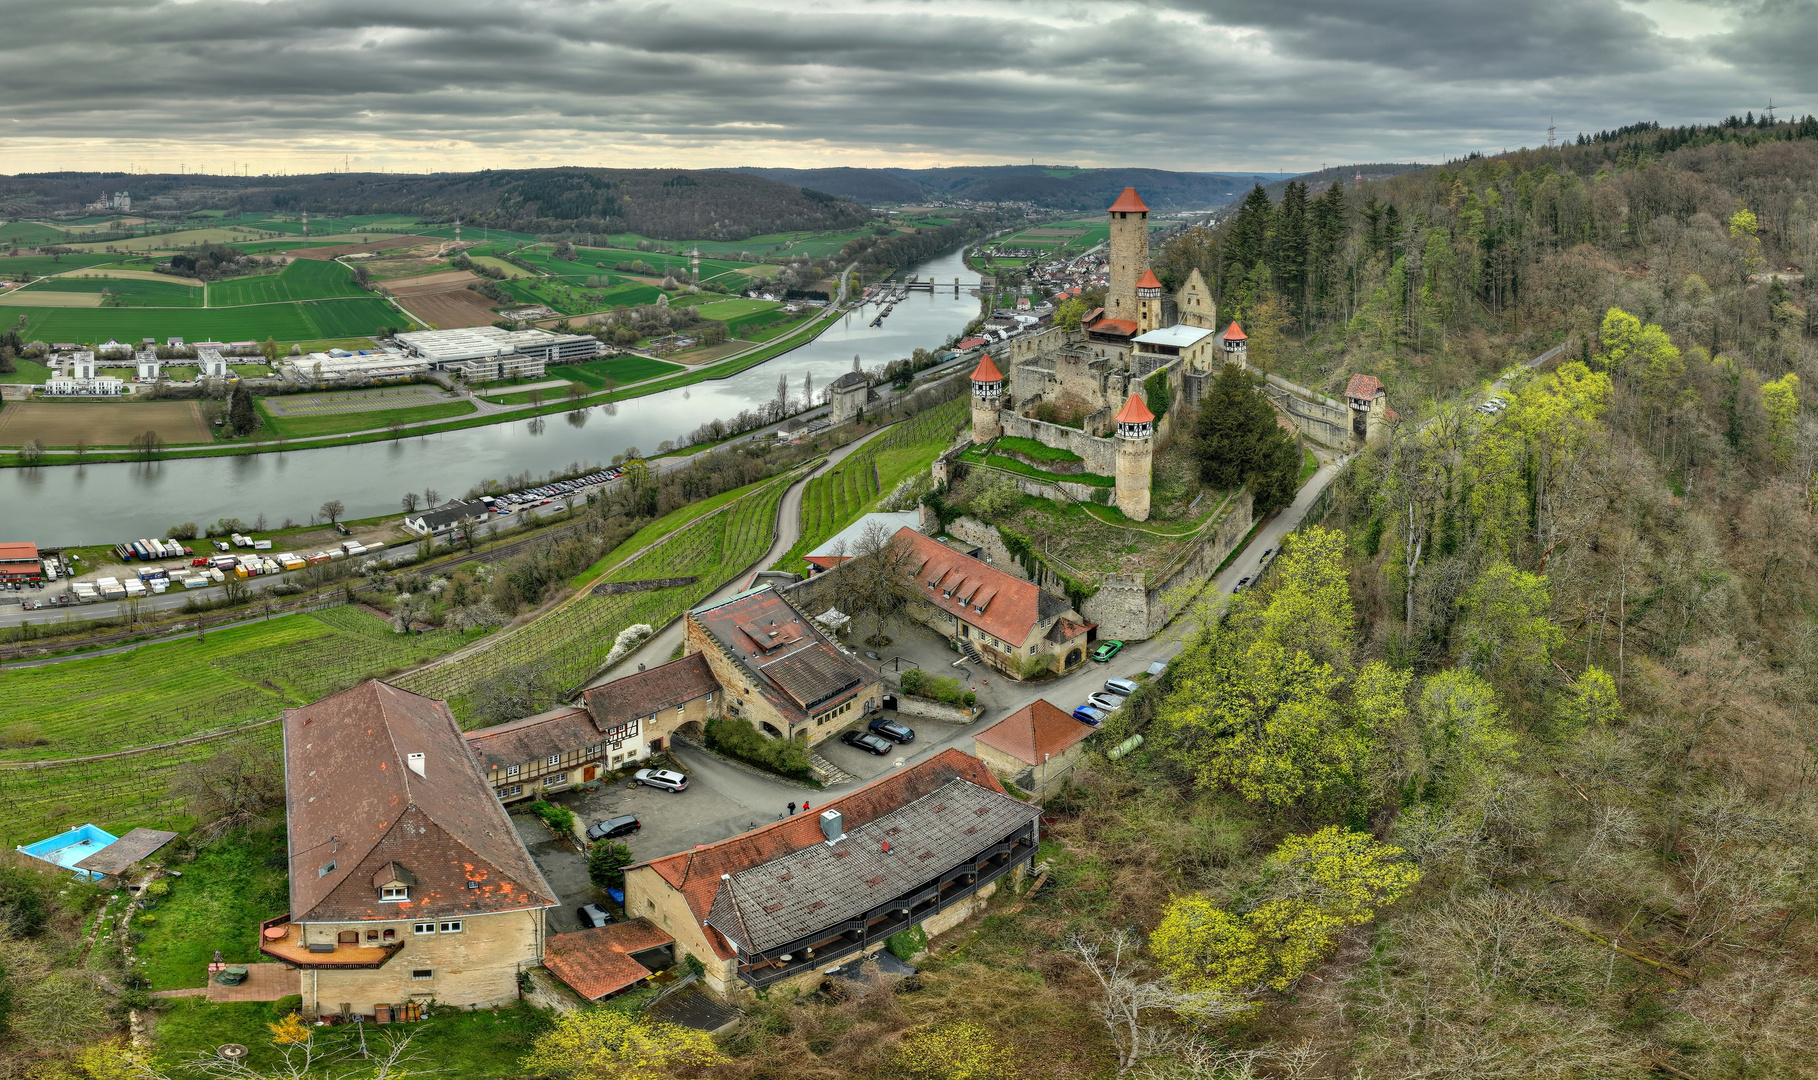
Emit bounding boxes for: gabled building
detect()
[624,749,1040,999]
[972,698,1094,795]
[893,527,1092,678]
[684,585,880,746]
[267,681,556,1018]
[464,653,720,801]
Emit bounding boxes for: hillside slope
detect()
[738,164,1298,210]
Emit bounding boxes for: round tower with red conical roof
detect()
[1114,392,1155,521]
[1219,321,1247,365]
[1105,187,1150,323]
[970,352,1005,443]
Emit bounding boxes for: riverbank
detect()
[0,303,854,468]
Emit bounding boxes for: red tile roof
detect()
[282,681,556,923]
[1115,393,1155,424]
[971,354,1004,382]
[633,748,1007,957]
[897,527,1073,645]
[957,336,989,350]
[1221,321,1246,341]
[543,920,675,1000]
[1089,318,1138,338]
[1080,307,1104,326]
[1107,187,1150,213]
[1135,269,1162,290]
[1346,373,1385,400]
[974,699,1092,766]
[582,653,718,729]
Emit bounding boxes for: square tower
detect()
[1105,188,1150,324]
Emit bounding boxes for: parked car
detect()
[576,903,615,928]
[1086,692,1123,712]
[633,768,688,793]
[1093,640,1125,662]
[586,814,641,842]
[1072,705,1107,726]
[842,730,894,755]
[1235,576,1251,590]
[868,716,915,743]
[1103,677,1139,696]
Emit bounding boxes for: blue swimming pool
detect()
[17,823,119,879]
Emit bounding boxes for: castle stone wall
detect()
[1080,489,1255,640]
[999,414,1119,477]
[1260,374,1353,449]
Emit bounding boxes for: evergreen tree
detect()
[1273,181,1310,317]
[1224,184,1275,282]
[228,383,257,437]
[1307,183,1348,321]
[1193,363,1303,511]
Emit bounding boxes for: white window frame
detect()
[413,922,436,935]
[380,886,409,902]
[438,920,462,933]
[505,764,520,777]
[546,753,562,767]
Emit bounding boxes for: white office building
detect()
[393,326,599,371]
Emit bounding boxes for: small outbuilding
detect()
[971,699,1094,795]
[542,920,676,1001]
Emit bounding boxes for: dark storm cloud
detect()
[0,0,1797,171]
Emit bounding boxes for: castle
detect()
[968,187,1386,521]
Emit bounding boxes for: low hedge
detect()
[705,716,816,782]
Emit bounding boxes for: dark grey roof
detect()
[73,828,179,876]
[757,642,865,710]
[1036,591,1072,621]
[830,371,868,390]
[413,500,489,530]
[704,778,1040,954]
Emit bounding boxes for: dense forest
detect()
[0,168,872,240]
[737,165,1327,211]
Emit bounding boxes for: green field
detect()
[552,355,684,389]
[398,474,793,720]
[208,258,365,306]
[0,359,56,384]
[256,398,476,440]
[686,297,781,321]
[597,229,872,258]
[772,396,967,573]
[0,221,74,246]
[0,607,487,845]
[27,275,204,306]
[0,252,124,277]
[7,295,408,344]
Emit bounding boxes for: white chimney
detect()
[820,809,843,844]
[406,753,426,778]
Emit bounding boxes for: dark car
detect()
[868,716,915,743]
[585,814,641,842]
[576,903,615,928]
[842,730,894,755]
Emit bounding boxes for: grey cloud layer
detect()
[0,0,1804,171]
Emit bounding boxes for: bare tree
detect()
[422,487,439,508]
[1068,930,1253,1075]
[175,747,284,838]
[830,522,916,647]
[319,499,345,524]
[400,491,420,514]
[135,1025,422,1080]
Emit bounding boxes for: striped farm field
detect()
[398,474,791,722]
[26,275,205,306]
[208,259,366,305]
[0,607,487,844]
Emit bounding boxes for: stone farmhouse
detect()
[464,653,719,803]
[971,698,1095,796]
[685,584,881,747]
[623,748,1040,1000]
[265,680,556,1018]
[892,526,1093,679]
[970,186,1389,520]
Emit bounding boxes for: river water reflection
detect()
[4,249,983,544]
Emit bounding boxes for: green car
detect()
[1092,640,1124,663]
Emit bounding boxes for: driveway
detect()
[511,813,592,933]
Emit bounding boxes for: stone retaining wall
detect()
[1080,489,1255,640]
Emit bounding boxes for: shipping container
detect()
[253,540,272,551]
[209,568,226,582]
[123,580,146,597]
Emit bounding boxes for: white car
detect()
[634,768,688,793]
[1086,692,1124,712]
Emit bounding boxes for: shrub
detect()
[588,841,634,890]
[705,717,815,781]
[886,924,928,961]
[528,800,575,834]
[899,669,976,707]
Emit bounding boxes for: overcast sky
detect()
[1,0,1811,176]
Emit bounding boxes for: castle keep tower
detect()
[1105,187,1150,323]
[970,354,1005,443]
[1113,393,1154,521]
[1135,269,1165,335]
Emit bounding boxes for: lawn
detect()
[209,259,366,306]
[27,275,205,306]
[1,358,56,384]
[551,355,683,389]
[961,447,1115,487]
[135,824,288,990]
[995,434,1083,462]
[152,998,553,1079]
[464,255,532,279]
[6,296,407,345]
[686,297,782,321]
[256,398,476,440]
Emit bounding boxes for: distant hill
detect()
[0,168,872,241]
[735,166,1292,211]
[1254,163,1426,203]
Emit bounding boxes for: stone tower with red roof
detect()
[1114,392,1155,521]
[1105,187,1150,322]
[970,353,1005,442]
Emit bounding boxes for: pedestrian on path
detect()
[803,800,810,813]
[788,802,797,816]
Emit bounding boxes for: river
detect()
[3,248,984,545]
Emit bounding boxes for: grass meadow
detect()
[7,295,405,344]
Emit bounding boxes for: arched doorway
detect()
[760,721,784,738]
[1065,648,1083,667]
